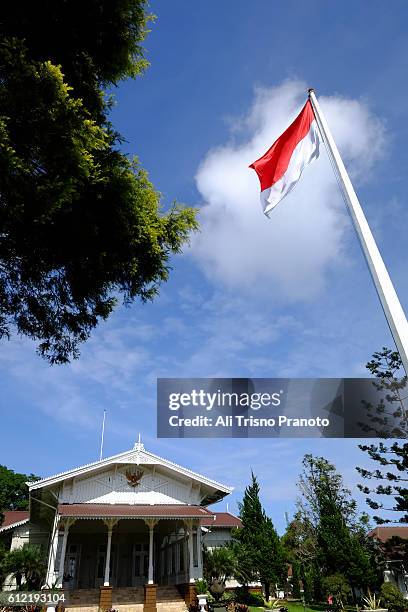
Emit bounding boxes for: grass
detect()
[248,602,358,612]
[247,604,316,612]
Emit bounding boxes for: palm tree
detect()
[203,546,236,600]
[3,544,46,590]
[0,541,7,588]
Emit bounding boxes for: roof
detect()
[0,510,29,533]
[29,443,232,504]
[200,512,242,528]
[368,526,408,542]
[58,503,213,520]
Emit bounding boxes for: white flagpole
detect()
[99,409,106,461]
[308,88,408,376]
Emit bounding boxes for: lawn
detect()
[248,602,328,612]
[248,602,356,612]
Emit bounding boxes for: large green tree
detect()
[0,465,40,525]
[296,455,380,597]
[281,515,316,600]
[357,348,408,523]
[233,472,285,600]
[0,1,197,363]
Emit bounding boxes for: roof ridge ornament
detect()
[134,433,145,459]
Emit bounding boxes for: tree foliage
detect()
[321,574,351,610]
[380,582,407,612]
[294,455,380,595]
[357,348,408,524]
[2,543,46,590]
[0,1,198,363]
[357,442,408,524]
[203,546,236,600]
[361,347,408,437]
[0,465,40,526]
[233,472,285,600]
[203,546,236,585]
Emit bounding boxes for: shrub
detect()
[195,579,208,595]
[233,586,264,606]
[321,574,352,610]
[380,582,406,612]
[247,591,264,606]
[264,599,284,610]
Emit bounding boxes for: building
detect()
[0,441,241,612]
[201,512,242,550]
[368,525,408,598]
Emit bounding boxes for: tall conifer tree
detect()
[233,472,285,599]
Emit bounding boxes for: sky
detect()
[1,0,408,534]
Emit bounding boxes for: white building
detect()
[0,441,241,612]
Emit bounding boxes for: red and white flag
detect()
[249,100,321,216]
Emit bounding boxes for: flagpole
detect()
[308,88,408,376]
[99,409,106,461]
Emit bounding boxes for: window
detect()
[193,533,198,568]
[179,541,184,572]
[97,556,104,579]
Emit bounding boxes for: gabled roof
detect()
[0,511,29,533]
[368,526,408,542]
[201,512,242,528]
[28,443,232,504]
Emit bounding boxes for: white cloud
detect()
[190,80,385,300]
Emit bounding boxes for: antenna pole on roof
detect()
[99,410,106,461]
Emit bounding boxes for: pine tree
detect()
[357,442,408,524]
[361,347,408,437]
[357,348,408,523]
[296,455,379,595]
[233,472,285,600]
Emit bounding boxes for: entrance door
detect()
[132,543,149,586]
[64,544,80,590]
[95,545,106,587]
[95,544,117,587]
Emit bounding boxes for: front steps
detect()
[156,586,188,611]
[113,587,144,611]
[64,586,187,612]
[65,588,99,611]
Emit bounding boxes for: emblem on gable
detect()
[125,468,144,487]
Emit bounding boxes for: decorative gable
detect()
[29,441,232,507]
[59,463,202,505]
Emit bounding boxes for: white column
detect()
[46,513,60,587]
[104,528,113,586]
[144,519,158,585]
[57,519,75,588]
[197,526,203,580]
[185,520,195,584]
[148,525,154,584]
[103,519,118,587]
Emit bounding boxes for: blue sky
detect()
[1,0,408,533]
